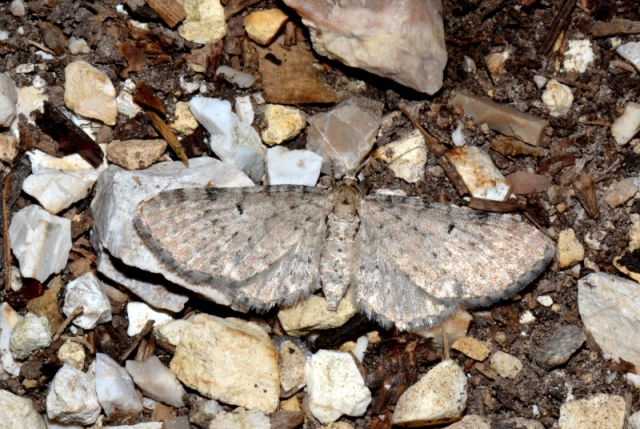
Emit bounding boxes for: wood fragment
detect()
[134,82,166,114]
[224,0,261,19]
[573,170,599,218]
[148,111,189,166]
[579,119,611,127]
[543,74,593,91]
[284,21,297,46]
[468,197,525,213]
[490,135,547,157]
[257,36,336,105]
[539,0,576,55]
[119,319,154,363]
[595,158,620,183]
[61,334,95,354]
[591,19,640,37]
[539,154,575,176]
[609,60,637,73]
[53,306,84,342]
[3,174,11,292]
[35,102,105,168]
[135,336,155,361]
[437,156,470,196]
[27,39,55,55]
[145,0,186,28]
[522,212,556,241]
[400,107,447,156]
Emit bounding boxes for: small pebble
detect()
[558,394,625,429]
[542,79,573,117]
[535,325,586,369]
[244,9,288,45]
[556,229,585,269]
[452,337,490,361]
[490,351,523,378]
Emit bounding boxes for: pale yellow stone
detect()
[320,424,354,429]
[447,415,491,429]
[57,341,85,370]
[106,139,167,170]
[278,295,357,336]
[169,101,199,136]
[280,396,301,412]
[64,61,117,125]
[176,0,226,44]
[0,133,18,164]
[556,229,585,269]
[452,337,490,361]
[485,51,510,76]
[416,307,473,351]
[339,341,357,353]
[170,314,280,413]
[261,104,306,146]
[490,351,523,379]
[372,130,427,183]
[558,394,625,429]
[244,9,288,45]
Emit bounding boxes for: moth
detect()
[135,178,554,332]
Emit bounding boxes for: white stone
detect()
[68,37,90,55]
[15,64,35,74]
[558,394,625,429]
[372,130,427,183]
[353,336,368,362]
[626,372,640,389]
[10,313,51,360]
[305,350,371,424]
[209,407,270,429]
[282,0,446,95]
[44,415,84,428]
[0,303,22,377]
[485,51,510,76]
[216,66,255,89]
[265,146,322,186]
[63,272,112,330]
[105,424,162,429]
[0,389,46,429]
[451,122,465,147]
[46,364,101,425]
[278,295,357,336]
[9,205,72,283]
[28,147,107,180]
[95,353,143,417]
[533,74,549,89]
[92,158,253,312]
[64,61,117,126]
[169,101,198,136]
[445,146,511,201]
[617,41,640,72]
[179,76,200,94]
[261,104,306,146]
[611,102,640,145]
[170,314,280,413]
[188,97,266,182]
[235,96,254,125]
[563,40,594,73]
[15,86,48,125]
[542,79,574,117]
[0,74,17,127]
[490,351,523,378]
[23,171,93,215]
[537,295,553,307]
[463,56,476,73]
[392,360,467,426]
[116,91,142,118]
[579,273,640,369]
[9,0,25,16]
[125,355,186,407]
[306,97,384,179]
[126,302,173,337]
[630,411,640,429]
[176,0,226,44]
[57,341,85,371]
[519,310,536,324]
[9,266,21,292]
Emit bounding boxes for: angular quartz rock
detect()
[9,205,72,282]
[265,146,322,186]
[95,353,143,417]
[63,272,112,330]
[282,0,447,95]
[306,97,384,178]
[125,355,187,407]
[188,97,266,182]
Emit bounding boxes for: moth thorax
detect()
[333,180,360,218]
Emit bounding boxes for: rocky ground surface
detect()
[1,0,640,428]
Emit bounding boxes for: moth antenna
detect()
[314,126,351,179]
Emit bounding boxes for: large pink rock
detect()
[282,0,447,95]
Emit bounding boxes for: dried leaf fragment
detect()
[573,170,599,218]
[148,111,188,166]
[145,0,186,28]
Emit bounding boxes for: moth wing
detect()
[135,186,333,309]
[357,194,554,330]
